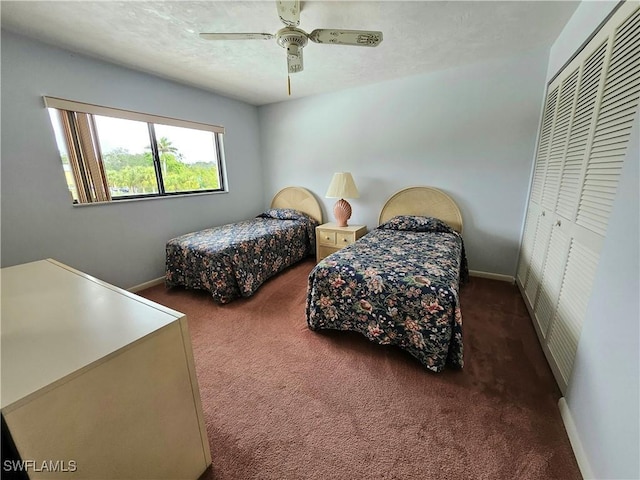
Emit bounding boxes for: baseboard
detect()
[469,270,515,283]
[128,276,165,293]
[558,397,592,479]
[132,272,514,290]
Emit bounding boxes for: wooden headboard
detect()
[271,186,323,224]
[378,186,463,233]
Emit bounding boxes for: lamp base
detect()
[333,199,352,227]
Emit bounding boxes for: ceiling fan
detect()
[200,0,383,83]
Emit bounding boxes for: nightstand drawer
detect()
[315,223,367,263]
[337,233,355,246]
[318,230,337,246]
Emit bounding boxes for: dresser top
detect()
[0,259,183,410]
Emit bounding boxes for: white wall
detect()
[258,47,550,277]
[1,30,264,288]
[545,2,640,479]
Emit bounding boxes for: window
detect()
[45,97,226,204]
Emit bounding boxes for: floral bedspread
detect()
[306,216,468,372]
[166,208,318,303]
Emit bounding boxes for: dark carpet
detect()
[139,258,580,479]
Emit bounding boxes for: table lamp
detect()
[325,172,359,227]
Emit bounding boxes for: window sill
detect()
[70,189,229,207]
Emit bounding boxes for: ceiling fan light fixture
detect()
[276,27,307,74]
[286,44,303,73]
[275,27,308,49]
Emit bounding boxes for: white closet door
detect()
[531,87,560,205]
[576,7,640,236]
[518,2,639,394]
[523,212,552,308]
[541,69,580,212]
[516,207,538,286]
[534,223,570,338]
[516,86,559,290]
[556,40,609,221]
[546,240,600,384]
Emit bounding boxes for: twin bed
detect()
[306,187,468,372]
[165,185,467,371]
[165,187,322,304]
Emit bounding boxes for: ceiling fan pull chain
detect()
[288,75,291,96]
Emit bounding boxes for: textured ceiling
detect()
[0,1,580,106]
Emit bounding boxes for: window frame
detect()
[44,96,227,204]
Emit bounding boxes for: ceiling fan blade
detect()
[199,33,275,40]
[308,29,383,47]
[276,0,300,27]
[286,44,304,73]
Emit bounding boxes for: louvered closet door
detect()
[516,86,559,292]
[518,2,639,393]
[531,42,603,341]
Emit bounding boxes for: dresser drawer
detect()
[318,230,337,246]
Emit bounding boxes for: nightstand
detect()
[316,223,367,263]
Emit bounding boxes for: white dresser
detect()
[0,259,211,479]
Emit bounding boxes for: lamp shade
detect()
[325,172,359,199]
